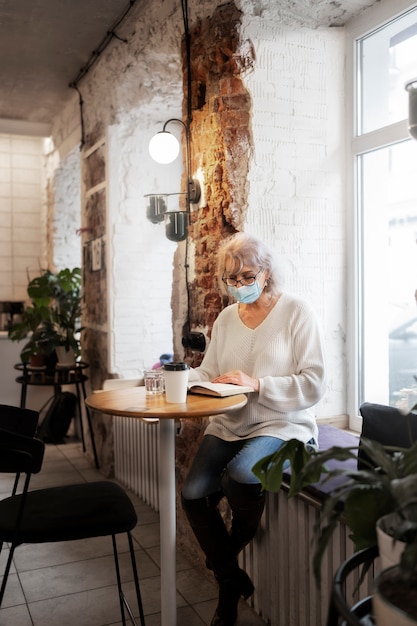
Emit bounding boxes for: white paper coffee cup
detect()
[163,362,189,403]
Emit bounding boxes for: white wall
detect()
[47,144,82,271]
[241,19,346,417]
[106,119,181,377]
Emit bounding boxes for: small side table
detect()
[14,361,99,469]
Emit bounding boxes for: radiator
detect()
[113,416,160,512]
[241,488,377,626]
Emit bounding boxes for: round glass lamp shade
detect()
[148,131,180,164]
[165,211,188,242]
[406,80,417,140]
[145,194,168,224]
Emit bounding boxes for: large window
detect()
[353,4,417,413]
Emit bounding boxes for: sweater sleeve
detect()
[258,299,326,412]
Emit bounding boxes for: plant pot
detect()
[55,346,76,366]
[377,513,406,570]
[374,566,417,625]
[29,354,46,368]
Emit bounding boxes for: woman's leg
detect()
[222,436,287,555]
[181,435,243,572]
[182,436,253,626]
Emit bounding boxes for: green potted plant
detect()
[8,267,83,366]
[252,431,417,623]
[52,267,83,363]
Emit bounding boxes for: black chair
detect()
[0,403,39,437]
[0,404,40,495]
[326,545,378,626]
[0,428,145,625]
[358,402,417,469]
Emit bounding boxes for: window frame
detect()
[346,0,417,431]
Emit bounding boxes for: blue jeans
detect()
[182,434,288,500]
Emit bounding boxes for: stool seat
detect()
[0,481,137,543]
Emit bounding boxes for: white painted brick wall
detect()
[48,146,82,271]
[241,20,346,417]
[107,119,182,376]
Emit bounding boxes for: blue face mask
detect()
[227,281,263,304]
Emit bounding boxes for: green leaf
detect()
[252,439,317,496]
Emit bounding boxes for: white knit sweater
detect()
[189,292,327,444]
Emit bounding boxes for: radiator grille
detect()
[113,416,160,511]
[240,489,377,626]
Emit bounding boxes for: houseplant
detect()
[8,267,83,365]
[252,432,417,622]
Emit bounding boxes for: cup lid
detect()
[163,362,189,371]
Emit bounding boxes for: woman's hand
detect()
[212,370,260,392]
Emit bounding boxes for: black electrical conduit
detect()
[69,0,138,148]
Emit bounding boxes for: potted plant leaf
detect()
[9,267,83,366]
[252,427,417,623]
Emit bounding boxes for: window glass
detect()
[359,7,417,134]
[360,139,417,409]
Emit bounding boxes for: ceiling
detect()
[0,0,379,134]
[0,0,130,133]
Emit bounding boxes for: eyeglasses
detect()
[222,268,263,287]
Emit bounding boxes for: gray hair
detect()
[216,232,282,296]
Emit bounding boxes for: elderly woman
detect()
[181,232,327,626]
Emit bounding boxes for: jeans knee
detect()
[221,469,263,508]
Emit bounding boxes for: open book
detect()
[187,381,254,397]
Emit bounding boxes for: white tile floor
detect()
[0,438,266,626]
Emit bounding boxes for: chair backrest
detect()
[0,428,45,475]
[358,402,417,468]
[326,545,378,626]
[0,404,39,438]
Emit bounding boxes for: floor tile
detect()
[0,603,33,626]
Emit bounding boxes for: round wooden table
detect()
[86,386,248,626]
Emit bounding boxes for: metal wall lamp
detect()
[146,118,201,241]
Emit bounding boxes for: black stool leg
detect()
[79,378,99,469]
[111,534,145,626]
[112,535,127,626]
[74,381,86,452]
[0,543,16,606]
[20,382,27,408]
[128,531,146,626]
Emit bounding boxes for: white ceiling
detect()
[0,0,379,134]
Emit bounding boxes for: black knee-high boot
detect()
[181,493,254,626]
[221,470,266,556]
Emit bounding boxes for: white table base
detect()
[159,418,177,626]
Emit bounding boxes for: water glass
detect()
[143,369,165,395]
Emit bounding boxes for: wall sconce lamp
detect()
[406,79,417,140]
[146,118,201,241]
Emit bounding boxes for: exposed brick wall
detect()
[180,2,254,360]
